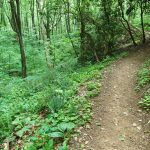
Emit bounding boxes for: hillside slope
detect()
[71,45,150,150]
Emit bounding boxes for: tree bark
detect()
[77,0,86,60]
[118,0,137,46]
[140,0,146,43]
[31,0,37,37]
[9,0,27,78]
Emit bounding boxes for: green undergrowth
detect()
[0,51,127,149]
[137,59,150,110]
[86,82,101,98]
[132,15,150,32]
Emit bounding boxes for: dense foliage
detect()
[0,0,150,149]
[137,59,150,109]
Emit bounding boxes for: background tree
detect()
[9,0,27,77]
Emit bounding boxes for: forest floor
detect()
[70,44,150,150]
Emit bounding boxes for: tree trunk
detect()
[9,0,27,78]
[31,0,37,37]
[45,7,50,39]
[140,0,146,43]
[77,0,86,59]
[66,1,71,33]
[118,1,137,46]
[64,1,78,56]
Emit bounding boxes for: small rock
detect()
[123,112,128,116]
[89,136,93,140]
[79,138,82,142]
[85,141,89,145]
[133,123,137,127]
[96,122,101,126]
[74,137,78,141]
[79,127,83,130]
[138,110,142,112]
[142,135,145,139]
[77,129,81,133]
[86,124,91,129]
[137,126,141,130]
[84,133,88,136]
[104,140,109,143]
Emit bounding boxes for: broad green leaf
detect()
[49,132,64,138]
[58,122,75,132]
[43,140,54,150]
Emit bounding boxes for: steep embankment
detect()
[71,45,150,150]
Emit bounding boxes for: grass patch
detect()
[137,59,150,110]
[0,51,127,149]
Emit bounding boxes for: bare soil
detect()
[70,45,150,150]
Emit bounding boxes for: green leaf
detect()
[59,146,68,150]
[58,122,75,132]
[118,134,125,141]
[49,132,64,138]
[16,129,25,137]
[15,126,29,137]
[12,118,21,125]
[59,141,68,150]
[43,140,54,150]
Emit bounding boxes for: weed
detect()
[87,82,101,91]
[137,59,150,110]
[0,30,125,148]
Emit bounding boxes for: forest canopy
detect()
[0,0,149,77]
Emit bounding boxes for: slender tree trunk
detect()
[45,7,50,39]
[36,0,41,40]
[64,1,78,56]
[0,2,7,27]
[31,0,37,37]
[140,0,146,43]
[126,20,137,46]
[77,0,86,59]
[118,1,137,46]
[102,0,114,53]
[25,13,29,33]
[66,1,71,33]
[9,0,27,78]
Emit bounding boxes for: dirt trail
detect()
[71,45,150,150]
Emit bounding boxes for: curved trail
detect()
[71,46,150,150]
